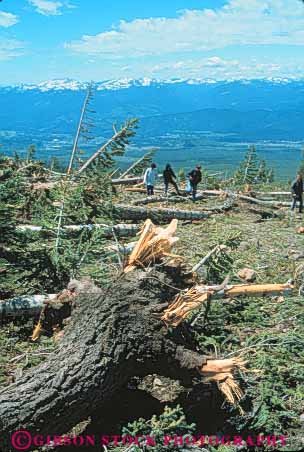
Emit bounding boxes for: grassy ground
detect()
[1,187,304,451]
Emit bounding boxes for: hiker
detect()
[163,163,180,195]
[188,165,202,201]
[144,163,158,196]
[291,173,303,213]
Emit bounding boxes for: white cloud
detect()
[65,0,304,57]
[28,0,65,16]
[0,11,19,28]
[0,39,24,60]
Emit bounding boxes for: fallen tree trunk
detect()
[16,223,140,238]
[0,270,238,450]
[198,190,290,208]
[130,195,235,215]
[133,195,190,205]
[111,176,144,185]
[237,194,290,208]
[255,191,290,197]
[114,205,211,222]
[0,295,56,321]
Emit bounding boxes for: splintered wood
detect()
[200,358,248,412]
[124,219,180,272]
[161,287,211,327]
[161,282,293,327]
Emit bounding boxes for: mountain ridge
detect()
[2,77,304,92]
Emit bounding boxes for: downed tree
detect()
[111,176,144,186]
[0,294,56,321]
[114,205,211,222]
[254,191,291,197]
[199,190,290,208]
[237,194,290,208]
[16,223,140,238]
[123,196,236,219]
[161,281,294,327]
[132,195,191,205]
[0,269,246,450]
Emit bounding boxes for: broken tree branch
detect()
[192,245,228,273]
[120,152,153,179]
[161,282,293,327]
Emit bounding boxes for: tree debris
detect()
[114,204,211,222]
[124,219,180,272]
[161,282,293,327]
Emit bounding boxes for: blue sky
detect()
[1,0,304,84]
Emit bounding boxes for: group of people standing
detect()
[143,162,202,200]
[143,163,304,210]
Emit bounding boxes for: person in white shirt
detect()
[143,163,158,196]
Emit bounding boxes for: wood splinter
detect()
[200,357,248,411]
[124,218,181,272]
[161,282,293,327]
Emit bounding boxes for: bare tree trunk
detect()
[0,270,210,451]
[16,224,140,238]
[0,295,56,321]
[111,177,144,185]
[199,190,290,208]
[114,205,211,222]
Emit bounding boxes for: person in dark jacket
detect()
[163,164,180,195]
[188,165,202,201]
[291,173,303,213]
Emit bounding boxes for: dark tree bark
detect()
[0,269,209,452]
[114,204,211,221]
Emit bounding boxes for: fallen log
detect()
[16,223,140,238]
[237,194,290,208]
[0,269,245,450]
[124,187,147,193]
[114,204,211,222]
[255,191,290,197]
[0,294,56,321]
[111,176,144,185]
[161,282,293,327]
[133,195,190,205]
[199,190,290,208]
[130,194,236,216]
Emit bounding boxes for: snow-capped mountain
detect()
[3,76,303,93]
[1,78,304,142]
